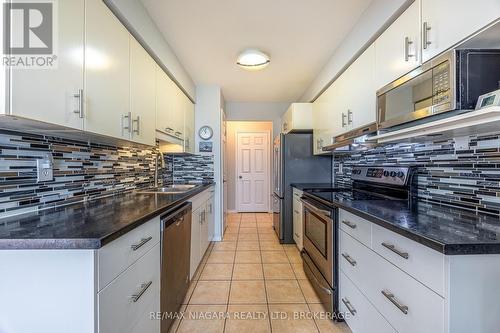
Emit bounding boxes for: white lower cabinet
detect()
[98,243,161,333]
[292,188,303,250]
[340,272,395,333]
[339,210,445,333]
[189,187,215,278]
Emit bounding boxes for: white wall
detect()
[105,0,196,100]
[225,102,289,137]
[300,0,412,102]
[195,85,224,240]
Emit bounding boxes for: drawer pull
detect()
[381,242,409,259]
[342,298,357,316]
[342,220,357,229]
[131,236,153,251]
[131,281,153,303]
[294,210,300,214]
[381,290,409,315]
[341,253,357,267]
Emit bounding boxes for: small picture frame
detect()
[199,141,213,152]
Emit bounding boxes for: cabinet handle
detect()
[294,210,300,214]
[423,22,431,49]
[133,116,140,135]
[381,242,409,259]
[341,112,347,128]
[131,281,153,303]
[175,131,183,137]
[123,112,132,133]
[209,204,213,214]
[341,253,357,267]
[347,110,353,125]
[341,220,357,229]
[73,89,84,118]
[165,127,174,133]
[404,37,414,62]
[381,290,409,315]
[342,298,357,316]
[294,232,299,238]
[131,236,153,251]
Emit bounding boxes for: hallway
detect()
[170,213,351,333]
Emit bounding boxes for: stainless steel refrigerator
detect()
[272,133,332,243]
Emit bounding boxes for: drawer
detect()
[98,216,160,290]
[371,223,445,296]
[364,246,445,333]
[130,294,160,333]
[340,272,396,333]
[98,243,161,333]
[339,209,372,247]
[339,230,372,293]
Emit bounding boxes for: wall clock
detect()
[198,126,214,140]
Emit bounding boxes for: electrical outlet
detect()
[37,153,54,182]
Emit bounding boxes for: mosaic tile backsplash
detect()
[165,154,214,184]
[0,129,214,218]
[0,130,157,218]
[334,131,500,217]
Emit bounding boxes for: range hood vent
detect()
[322,123,378,153]
[370,106,500,143]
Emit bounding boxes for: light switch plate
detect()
[37,154,54,182]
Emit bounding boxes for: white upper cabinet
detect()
[281,103,313,133]
[9,0,85,130]
[375,1,421,90]
[129,37,156,146]
[344,44,377,129]
[84,0,130,139]
[156,65,173,135]
[184,97,195,154]
[421,0,500,62]
[313,81,341,155]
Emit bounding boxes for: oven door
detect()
[301,197,335,287]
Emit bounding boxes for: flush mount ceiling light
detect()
[237,49,270,71]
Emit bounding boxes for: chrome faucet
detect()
[154,151,165,187]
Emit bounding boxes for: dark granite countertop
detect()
[300,187,500,255]
[0,183,214,250]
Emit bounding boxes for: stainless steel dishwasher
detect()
[160,202,192,332]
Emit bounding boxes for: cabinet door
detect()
[85,0,130,139]
[199,207,210,259]
[375,1,420,89]
[346,44,377,129]
[156,66,174,135]
[422,0,500,62]
[130,37,156,146]
[313,83,340,154]
[190,207,201,279]
[9,0,84,130]
[173,88,185,139]
[207,195,215,241]
[183,96,195,154]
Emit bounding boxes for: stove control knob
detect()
[390,171,397,177]
[383,171,390,177]
[397,171,405,178]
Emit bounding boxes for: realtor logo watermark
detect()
[2,0,58,69]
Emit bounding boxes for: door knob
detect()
[239,176,242,179]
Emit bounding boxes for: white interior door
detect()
[236,132,270,212]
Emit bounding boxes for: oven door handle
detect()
[300,198,332,218]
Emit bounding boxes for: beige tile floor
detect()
[169,213,351,333]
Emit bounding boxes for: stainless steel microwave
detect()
[377,49,500,129]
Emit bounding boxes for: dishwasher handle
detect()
[161,202,192,229]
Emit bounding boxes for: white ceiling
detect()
[140,0,372,102]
